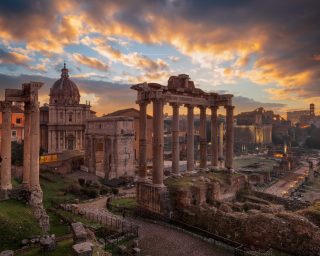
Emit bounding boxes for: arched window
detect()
[69,113,73,122]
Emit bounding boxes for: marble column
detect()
[210,106,218,167]
[152,98,164,186]
[186,104,194,172]
[225,105,234,169]
[138,101,148,181]
[22,103,31,188]
[199,106,207,168]
[89,136,96,173]
[29,101,41,190]
[171,103,180,174]
[0,101,12,190]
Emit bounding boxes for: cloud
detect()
[73,53,109,71]
[0,0,319,103]
[0,49,31,66]
[0,73,288,116]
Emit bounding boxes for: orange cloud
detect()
[0,50,31,65]
[73,53,109,71]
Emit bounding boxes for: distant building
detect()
[287,104,320,127]
[84,116,135,179]
[0,104,25,146]
[105,108,153,162]
[40,64,95,153]
[234,108,272,152]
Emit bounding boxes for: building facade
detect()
[105,108,153,162]
[84,116,135,179]
[40,64,94,153]
[0,104,25,145]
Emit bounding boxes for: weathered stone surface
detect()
[72,242,93,256]
[40,235,56,251]
[0,250,14,256]
[71,222,88,243]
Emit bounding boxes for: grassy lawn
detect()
[109,198,137,214]
[40,171,77,209]
[16,238,73,256]
[0,199,42,251]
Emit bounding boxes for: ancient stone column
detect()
[29,101,41,191]
[186,104,194,172]
[171,103,180,174]
[152,98,164,186]
[22,103,31,188]
[199,106,207,168]
[0,101,12,190]
[138,101,148,181]
[225,105,234,169]
[210,106,218,167]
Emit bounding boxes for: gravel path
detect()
[132,218,232,256]
[77,197,232,256]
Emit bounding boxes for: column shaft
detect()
[138,102,148,181]
[171,103,180,173]
[186,105,194,172]
[199,106,207,168]
[22,104,31,187]
[29,102,41,190]
[225,106,234,169]
[211,106,218,167]
[0,102,12,190]
[152,99,164,186]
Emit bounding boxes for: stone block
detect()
[72,242,93,256]
[71,222,88,243]
[40,235,56,251]
[0,251,14,256]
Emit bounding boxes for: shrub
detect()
[100,186,110,195]
[111,188,119,195]
[80,188,99,199]
[65,183,81,195]
[78,178,85,186]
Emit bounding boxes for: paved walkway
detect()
[264,162,309,197]
[77,197,233,256]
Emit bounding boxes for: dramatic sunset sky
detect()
[0,0,319,116]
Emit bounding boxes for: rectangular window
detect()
[16,118,21,124]
[12,131,17,137]
[69,114,73,122]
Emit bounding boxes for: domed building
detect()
[40,64,95,153]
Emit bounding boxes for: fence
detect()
[59,203,139,237]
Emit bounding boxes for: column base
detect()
[29,188,43,207]
[0,189,10,201]
[136,182,167,214]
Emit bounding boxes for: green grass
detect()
[40,171,77,209]
[16,238,73,256]
[109,198,137,215]
[0,199,42,251]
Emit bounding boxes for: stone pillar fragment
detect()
[186,104,194,172]
[199,106,207,168]
[22,103,31,188]
[210,106,218,167]
[29,101,41,191]
[225,105,234,169]
[138,101,148,181]
[0,101,12,190]
[171,103,180,174]
[152,98,164,186]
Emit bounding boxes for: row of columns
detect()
[138,99,234,187]
[0,101,41,191]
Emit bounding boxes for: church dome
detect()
[49,63,80,105]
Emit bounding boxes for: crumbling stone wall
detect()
[174,206,320,256]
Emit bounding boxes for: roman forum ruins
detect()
[132,74,234,213]
[0,82,43,205]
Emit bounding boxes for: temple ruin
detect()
[131,74,235,213]
[0,82,43,204]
